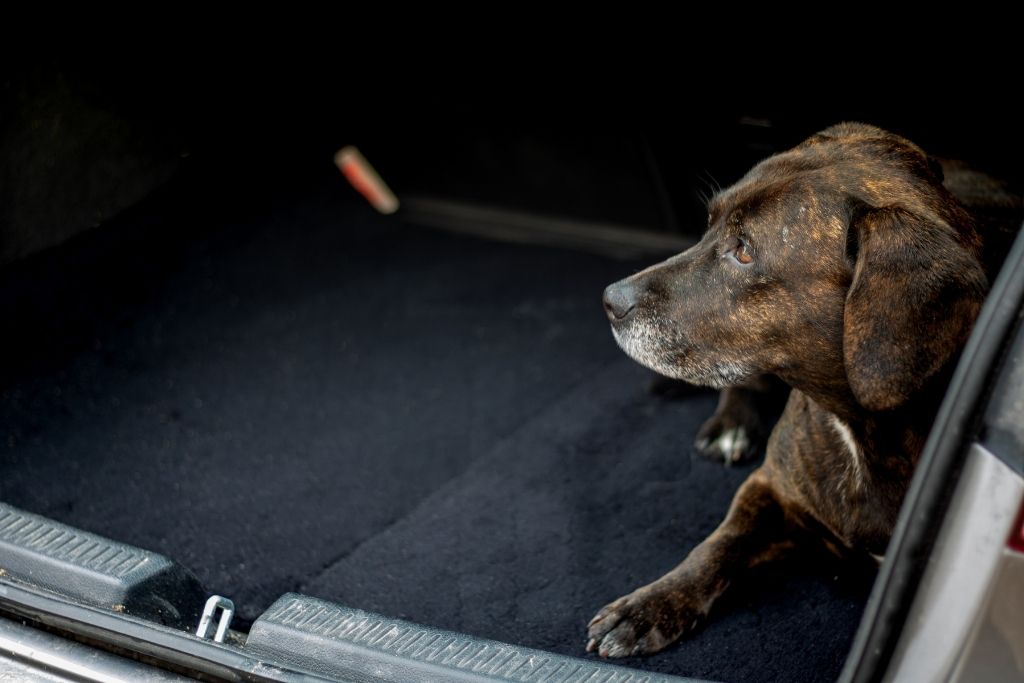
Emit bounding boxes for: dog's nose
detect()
[603,282,637,322]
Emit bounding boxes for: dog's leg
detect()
[586,469,798,657]
[696,374,786,464]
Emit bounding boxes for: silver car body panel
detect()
[0,615,193,682]
[884,443,1024,682]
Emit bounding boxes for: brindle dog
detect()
[588,122,1002,658]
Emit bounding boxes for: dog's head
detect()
[604,123,988,411]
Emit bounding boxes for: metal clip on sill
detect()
[195,595,234,643]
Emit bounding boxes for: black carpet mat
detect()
[0,171,872,682]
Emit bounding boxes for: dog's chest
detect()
[766,392,907,553]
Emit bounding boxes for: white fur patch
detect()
[829,414,865,493]
[705,426,750,464]
[870,553,885,565]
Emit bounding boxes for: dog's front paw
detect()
[695,381,785,465]
[585,587,702,658]
[696,419,760,464]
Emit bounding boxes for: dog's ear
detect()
[843,206,987,411]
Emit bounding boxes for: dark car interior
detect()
[1,53,1021,682]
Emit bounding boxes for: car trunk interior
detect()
[1,54,1020,682]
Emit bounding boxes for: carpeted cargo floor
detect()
[0,168,873,682]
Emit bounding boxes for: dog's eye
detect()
[722,236,754,265]
[734,241,753,265]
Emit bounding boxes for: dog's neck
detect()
[777,359,861,423]
[781,362,950,467]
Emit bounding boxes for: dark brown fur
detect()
[588,123,1010,657]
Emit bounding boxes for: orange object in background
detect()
[334,146,399,214]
